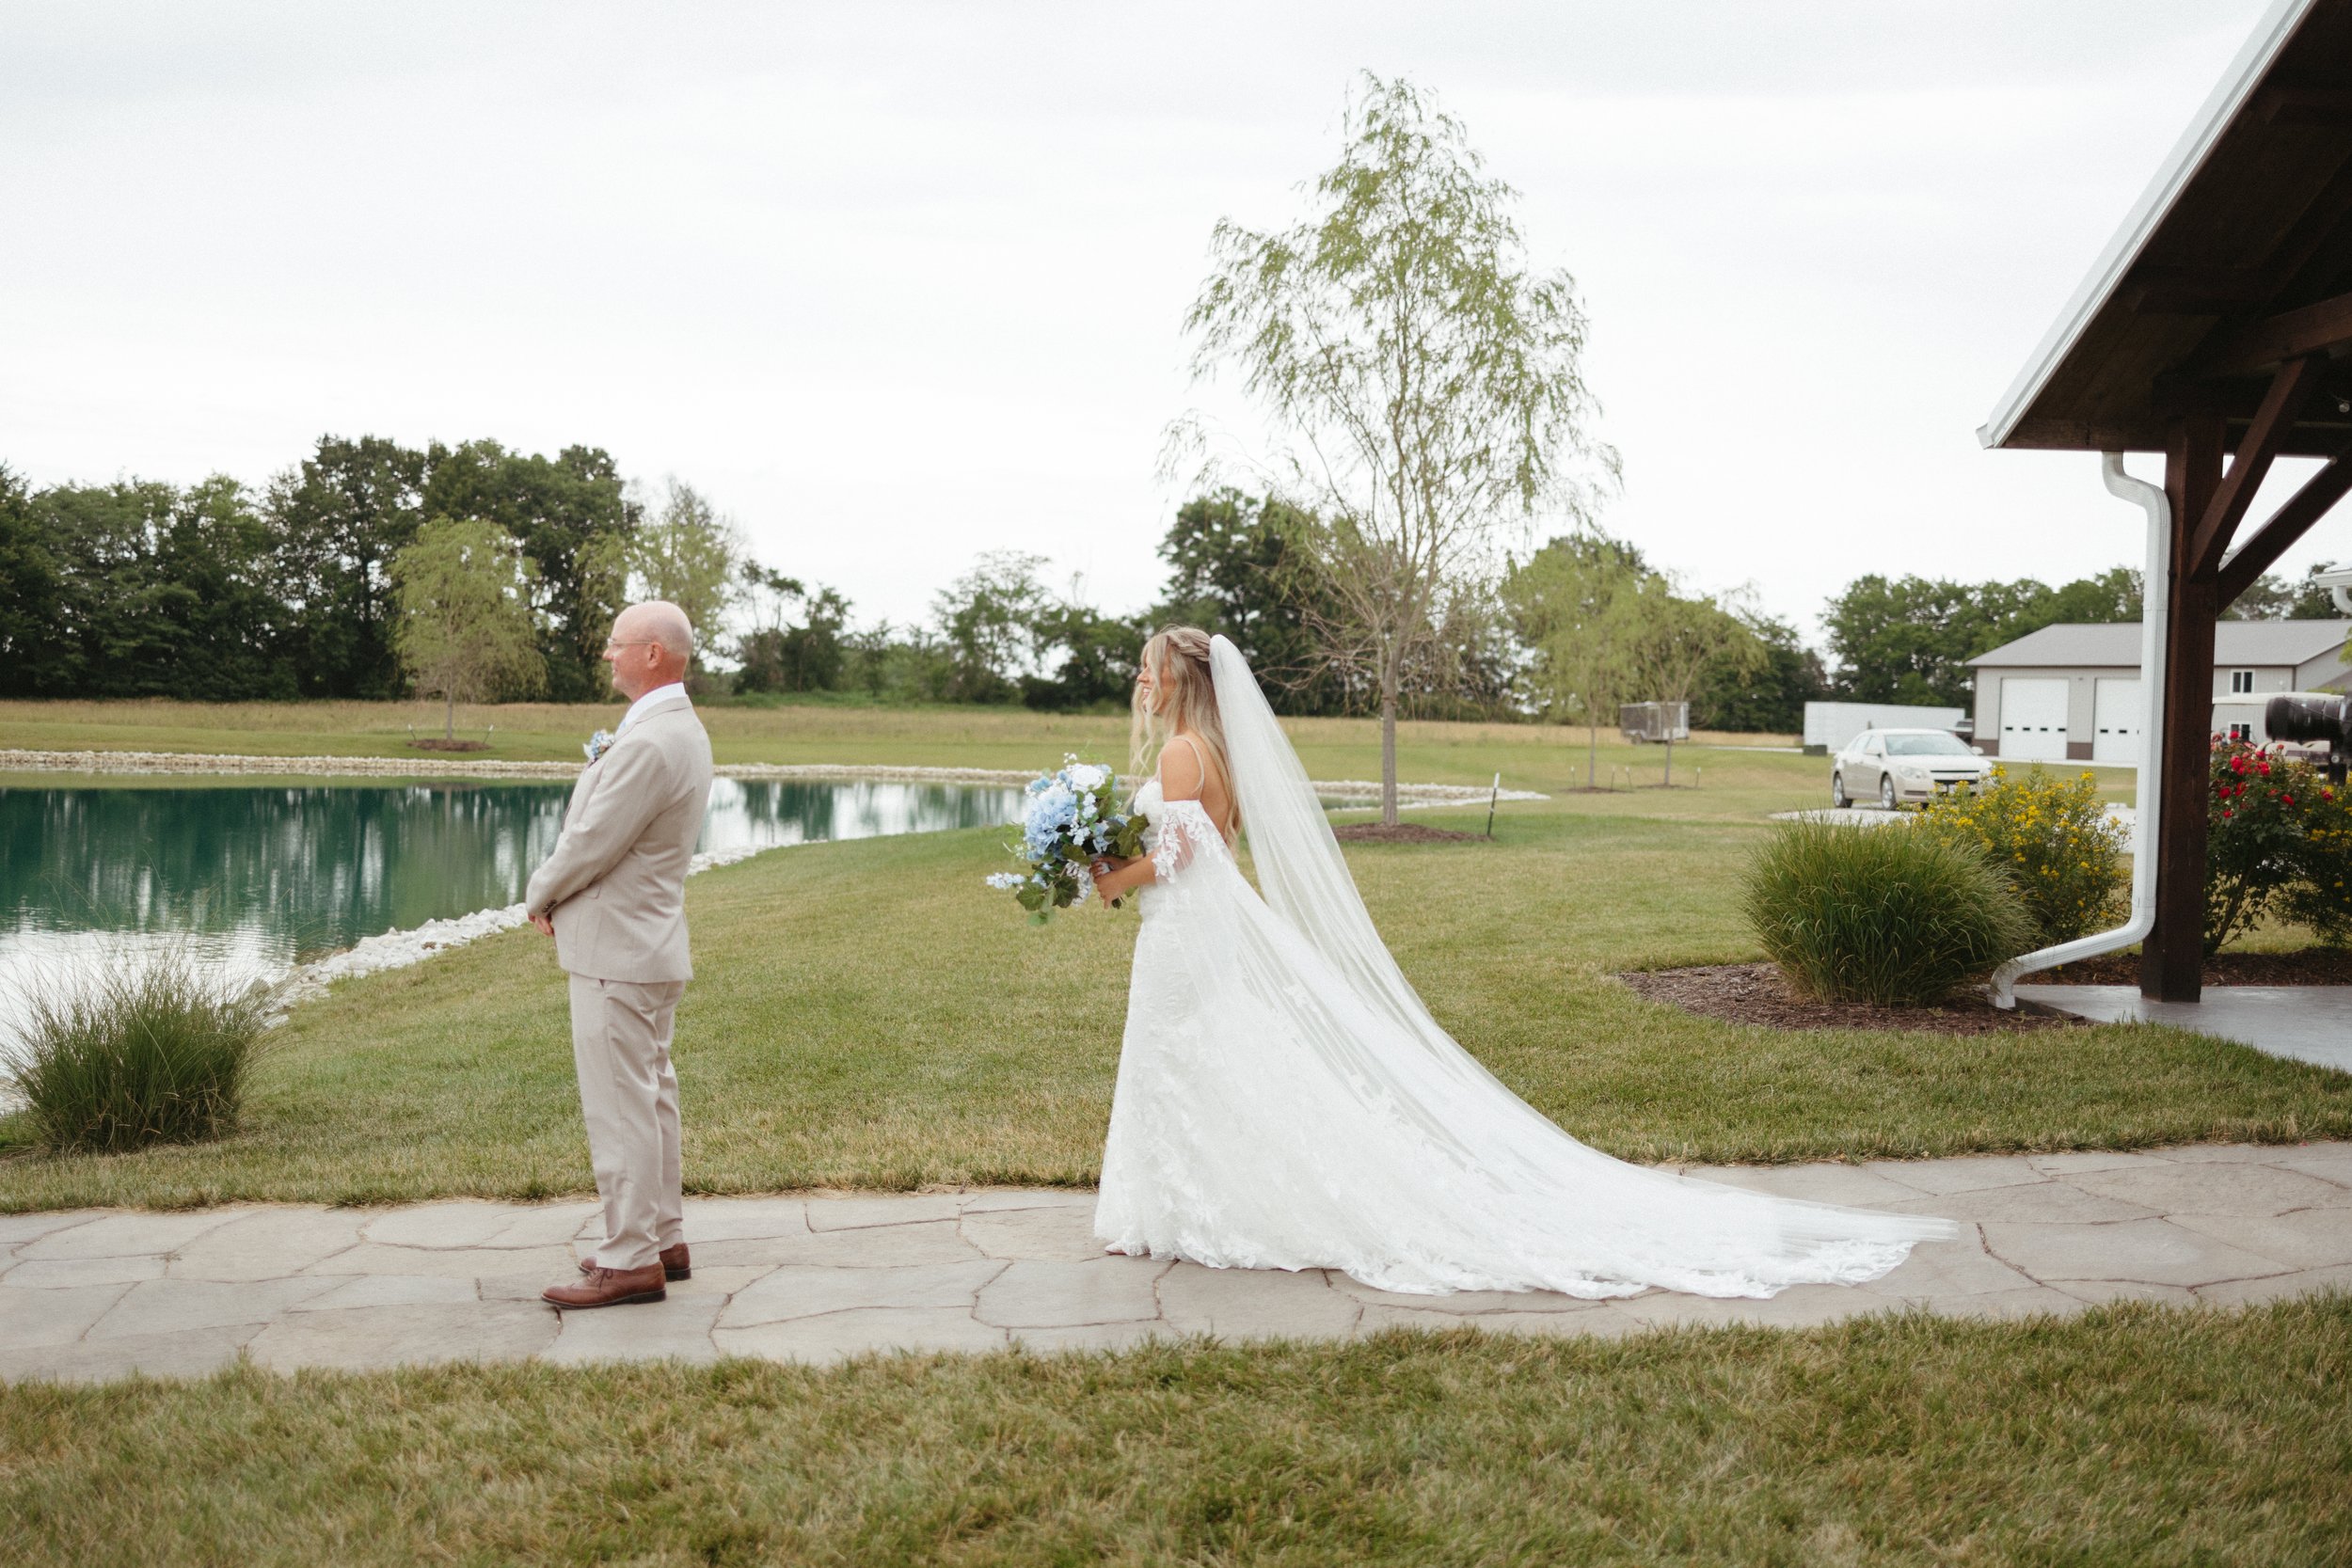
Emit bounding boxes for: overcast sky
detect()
[4,0,2338,647]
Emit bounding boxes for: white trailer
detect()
[1802,701,1966,756]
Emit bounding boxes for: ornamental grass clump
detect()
[8,952,267,1154]
[1741,821,2034,1006]
[1917,765,2128,947]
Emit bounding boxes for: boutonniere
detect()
[583,729,617,764]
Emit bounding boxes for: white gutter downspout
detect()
[1992,453,2169,1007]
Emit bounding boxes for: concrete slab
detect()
[714,1307,1008,1364]
[2069,1162,2347,1217]
[975,1259,1168,1328]
[2195,1262,2352,1306]
[2167,1209,2352,1270]
[961,1206,1112,1263]
[2013,985,2352,1071]
[17,1209,246,1261]
[803,1194,968,1231]
[246,1300,557,1372]
[719,1260,1007,1327]
[1983,1218,2294,1289]
[168,1208,371,1282]
[89,1276,342,1339]
[1863,1155,2047,1196]
[4,1255,168,1290]
[545,1293,723,1366]
[3,1282,135,1349]
[0,1324,261,1385]
[1158,1264,1360,1339]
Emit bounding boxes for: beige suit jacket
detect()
[526,695,715,983]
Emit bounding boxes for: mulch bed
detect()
[1618,963,2085,1035]
[2038,948,2352,986]
[1331,822,1487,844]
[407,738,491,752]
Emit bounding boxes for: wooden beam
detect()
[2145,415,2226,1005]
[2261,86,2352,129]
[2187,354,2326,577]
[2128,158,2352,315]
[2194,292,2352,377]
[2217,446,2352,605]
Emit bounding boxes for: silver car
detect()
[1830,728,1993,810]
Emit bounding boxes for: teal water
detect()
[0,778,1022,1014]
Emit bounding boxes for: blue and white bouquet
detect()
[987,755,1149,923]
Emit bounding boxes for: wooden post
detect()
[2143,416,2225,1003]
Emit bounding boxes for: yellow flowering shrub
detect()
[1916,765,2127,946]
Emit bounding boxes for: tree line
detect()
[5,438,2339,736]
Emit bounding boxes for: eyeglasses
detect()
[602,640,655,655]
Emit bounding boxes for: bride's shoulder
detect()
[1157,735,1208,800]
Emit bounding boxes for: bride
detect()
[1082,626,1957,1299]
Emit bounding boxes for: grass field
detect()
[3,1298,2345,1565]
[1,705,2342,1211]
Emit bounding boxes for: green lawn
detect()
[3,751,2345,1210]
[3,1299,2345,1566]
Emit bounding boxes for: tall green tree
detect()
[0,467,76,695]
[1502,533,1645,788]
[2229,562,2344,620]
[734,563,853,694]
[1693,610,1824,734]
[266,435,429,698]
[421,440,638,702]
[1156,488,1354,716]
[389,516,546,740]
[629,479,739,673]
[1824,568,2151,706]
[1173,74,1616,822]
[148,477,295,700]
[931,551,1051,705]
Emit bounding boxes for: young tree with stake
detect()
[1172,74,1616,823]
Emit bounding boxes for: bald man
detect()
[529,600,715,1310]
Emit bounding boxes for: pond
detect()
[0,776,1024,1030]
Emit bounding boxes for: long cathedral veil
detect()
[1209,635,1474,1058]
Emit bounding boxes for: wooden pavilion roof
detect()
[1980,0,2352,457]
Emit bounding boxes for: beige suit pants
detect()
[568,974,687,1271]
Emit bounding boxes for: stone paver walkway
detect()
[6,1142,2350,1384]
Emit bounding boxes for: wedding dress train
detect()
[1093,638,1957,1300]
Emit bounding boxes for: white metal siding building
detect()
[1967,621,2350,762]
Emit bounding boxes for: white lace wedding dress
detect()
[1093,638,1958,1300]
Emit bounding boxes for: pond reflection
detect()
[0,778,1022,1017]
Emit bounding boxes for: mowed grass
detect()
[4,774,2347,1209]
[3,1300,2347,1566]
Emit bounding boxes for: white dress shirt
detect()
[617,681,689,738]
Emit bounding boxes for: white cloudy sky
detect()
[3,0,2340,645]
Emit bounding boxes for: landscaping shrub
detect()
[2279,772,2352,945]
[1741,820,2035,1006]
[8,953,266,1153]
[1916,764,2128,946]
[2205,740,2352,952]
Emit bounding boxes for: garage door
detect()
[2092,677,2141,765]
[1999,677,2069,762]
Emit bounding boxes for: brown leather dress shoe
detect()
[542,1262,667,1309]
[579,1243,691,1282]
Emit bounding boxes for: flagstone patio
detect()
[5,1141,2348,1384]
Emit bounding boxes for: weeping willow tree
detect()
[389,515,544,740]
[1172,73,1617,823]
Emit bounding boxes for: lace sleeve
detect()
[1149,799,1225,882]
